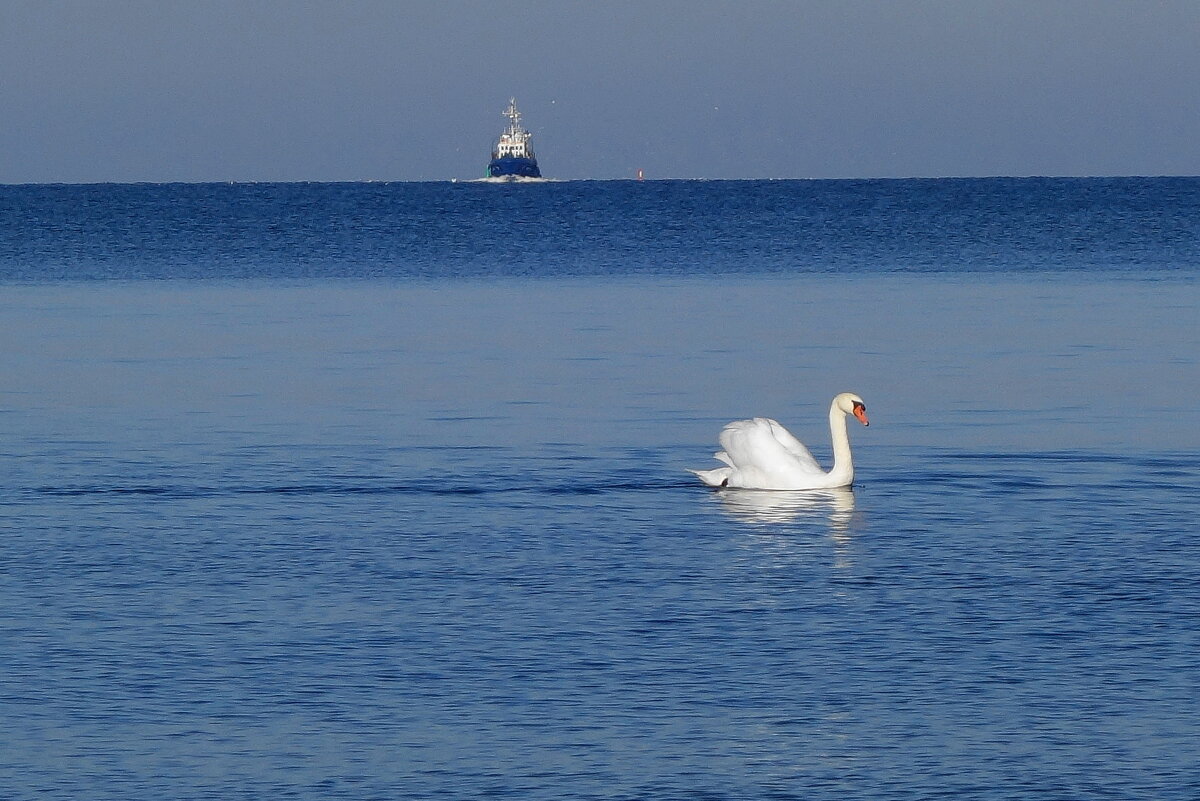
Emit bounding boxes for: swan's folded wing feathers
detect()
[719,418,824,478]
[765,418,823,473]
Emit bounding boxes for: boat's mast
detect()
[505,98,522,136]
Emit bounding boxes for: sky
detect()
[1,0,1198,183]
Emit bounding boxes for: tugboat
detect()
[486,98,541,179]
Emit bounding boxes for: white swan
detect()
[690,392,869,490]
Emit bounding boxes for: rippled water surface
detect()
[2,180,1199,799]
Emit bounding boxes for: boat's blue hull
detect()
[487,157,541,178]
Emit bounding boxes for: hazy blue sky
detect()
[2,0,1198,182]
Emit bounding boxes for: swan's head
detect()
[834,392,869,426]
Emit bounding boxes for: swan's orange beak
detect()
[853,405,869,426]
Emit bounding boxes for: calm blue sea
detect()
[2,178,1198,800]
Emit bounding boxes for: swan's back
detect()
[719,418,824,483]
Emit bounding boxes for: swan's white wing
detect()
[764,418,823,473]
[719,418,824,478]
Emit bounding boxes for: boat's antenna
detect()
[505,97,521,134]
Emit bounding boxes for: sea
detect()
[1,178,1198,800]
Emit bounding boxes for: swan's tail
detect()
[689,467,732,487]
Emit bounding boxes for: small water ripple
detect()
[28,476,694,500]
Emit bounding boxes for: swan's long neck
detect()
[826,402,854,486]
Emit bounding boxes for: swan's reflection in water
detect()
[715,487,858,568]
[715,486,855,526]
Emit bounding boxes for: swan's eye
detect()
[853,402,865,412]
